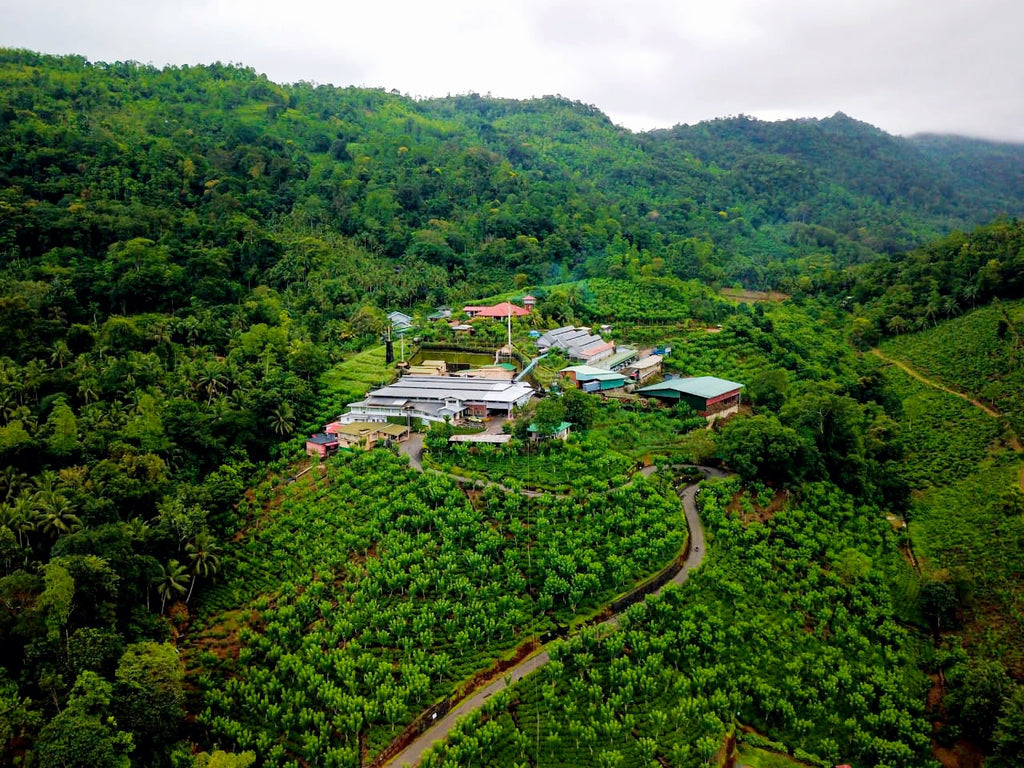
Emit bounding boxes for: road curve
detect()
[383,464,725,767]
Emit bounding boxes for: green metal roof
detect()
[597,347,638,369]
[528,421,572,433]
[559,365,628,382]
[639,376,743,399]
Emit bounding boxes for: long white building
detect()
[343,375,535,424]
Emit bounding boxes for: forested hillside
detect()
[846,218,1024,341]
[2,48,1024,768]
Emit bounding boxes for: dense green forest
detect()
[1,48,1023,768]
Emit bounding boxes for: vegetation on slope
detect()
[1,45,1023,767]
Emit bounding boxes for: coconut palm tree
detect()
[153,559,190,614]
[10,491,41,547]
[185,531,222,602]
[37,496,82,538]
[121,517,150,542]
[268,403,295,435]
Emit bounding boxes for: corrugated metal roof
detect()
[639,376,743,399]
[528,421,572,433]
[573,340,615,358]
[449,433,512,444]
[560,365,628,382]
[597,347,638,369]
[629,355,663,369]
[464,302,530,317]
[370,375,534,399]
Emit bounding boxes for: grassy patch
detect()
[317,344,396,417]
[734,745,813,768]
[589,403,707,462]
[189,449,686,766]
[881,365,1005,488]
[880,299,1024,436]
[910,458,1024,672]
[430,434,636,493]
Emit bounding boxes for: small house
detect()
[305,433,340,458]
[427,306,453,321]
[450,323,474,336]
[522,295,537,309]
[463,302,530,319]
[387,311,414,332]
[528,421,572,441]
[623,354,663,383]
[597,346,638,371]
[559,365,628,392]
[325,421,411,450]
[638,376,743,418]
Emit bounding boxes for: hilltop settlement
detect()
[306,298,743,456]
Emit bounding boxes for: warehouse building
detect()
[637,376,743,418]
[342,375,535,424]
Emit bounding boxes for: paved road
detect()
[384,464,724,767]
[398,433,424,471]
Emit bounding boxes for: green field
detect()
[879,299,1024,436]
[420,479,934,768]
[871,314,1024,691]
[190,450,687,765]
[878,364,1005,488]
[589,404,708,462]
[317,344,396,417]
[910,460,1024,672]
[429,434,638,493]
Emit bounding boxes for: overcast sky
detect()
[3,0,1024,141]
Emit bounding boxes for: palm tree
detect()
[77,379,99,404]
[961,280,980,309]
[886,315,909,336]
[198,361,228,405]
[121,517,150,542]
[10,491,41,547]
[37,496,82,538]
[153,559,191,614]
[185,531,222,602]
[50,340,72,369]
[0,466,26,503]
[268,403,295,435]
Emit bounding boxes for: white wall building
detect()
[343,375,535,424]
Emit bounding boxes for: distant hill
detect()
[2,48,1023,302]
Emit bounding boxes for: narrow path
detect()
[383,464,724,767]
[870,348,1004,420]
[400,434,659,499]
[870,347,1024,487]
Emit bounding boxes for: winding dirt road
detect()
[870,348,1024,488]
[383,464,725,767]
[870,348,1006,421]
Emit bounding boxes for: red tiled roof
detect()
[464,302,530,318]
